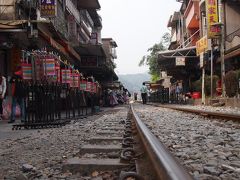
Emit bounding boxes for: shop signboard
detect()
[206,0,220,38]
[176,57,185,66]
[90,33,98,45]
[40,0,57,18]
[196,36,208,56]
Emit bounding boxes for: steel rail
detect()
[151,104,240,121]
[130,105,193,180]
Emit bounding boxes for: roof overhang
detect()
[78,0,101,9]
[167,12,180,27]
[88,9,102,27]
[158,46,199,74]
[75,44,106,57]
[0,20,28,32]
[158,46,197,60]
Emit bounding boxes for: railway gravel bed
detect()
[133,104,240,180]
[0,106,128,180]
[169,104,240,115]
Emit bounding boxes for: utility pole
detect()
[210,40,213,100]
[218,0,226,97]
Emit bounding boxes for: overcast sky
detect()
[99,0,181,75]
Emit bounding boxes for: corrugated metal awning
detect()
[158,46,197,60]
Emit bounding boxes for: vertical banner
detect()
[206,0,220,38]
[196,36,208,56]
[40,0,57,18]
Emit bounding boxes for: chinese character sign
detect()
[206,0,219,38]
[196,36,208,56]
[40,0,57,18]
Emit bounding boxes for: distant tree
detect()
[139,33,171,82]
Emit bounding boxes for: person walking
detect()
[140,82,148,104]
[8,70,26,123]
[0,72,7,120]
[134,92,138,101]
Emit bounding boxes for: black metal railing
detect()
[12,81,98,130]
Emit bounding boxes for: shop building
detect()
[0,0,119,97]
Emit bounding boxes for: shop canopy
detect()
[158,46,197,60]
[157,46,200,79]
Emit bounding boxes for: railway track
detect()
[148,103,240,121]
[62,105,193,179]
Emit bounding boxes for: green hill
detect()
[118,73,151,94]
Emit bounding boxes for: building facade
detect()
[0,0,119,96]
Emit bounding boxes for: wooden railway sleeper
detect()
[119,171,144,180]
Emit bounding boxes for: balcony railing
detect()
[80,10,94,29]
[66,0,80,23]
[51,4,67,39]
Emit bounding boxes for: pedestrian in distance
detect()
[140,82,148,104]
[0,72,7,120]
[134,92,138,101]
[8,70,27,123]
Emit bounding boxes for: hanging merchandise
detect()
[91,82,96,93]
[34,54,44,81]
[21,52,32,80]
[71,71,80,88]
[93,82,97,93]
[61,69,71,84]
[80,79,87,91]
[21,63,32,80]
[86,81,92,92]
[56,64,61,83]
[53,59,61,82]
[44,58,56,76]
